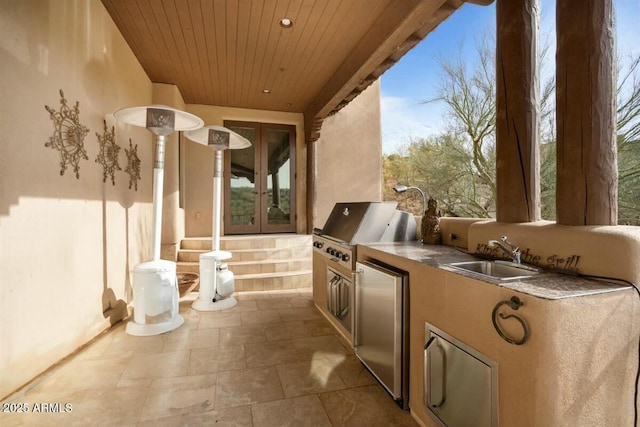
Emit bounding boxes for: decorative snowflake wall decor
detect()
[95,120,121,185]
[44,90,89,179]
[125,139,141,191]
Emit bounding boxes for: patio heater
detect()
[114,105,203,336]
[184,125,251,311]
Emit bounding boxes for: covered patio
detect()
[1,0,638,426]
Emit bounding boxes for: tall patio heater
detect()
[184,126,251,311]
[114,105,203,335]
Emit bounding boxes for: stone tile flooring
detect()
[2,289,417,427]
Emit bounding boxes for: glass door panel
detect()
[224,121,295,234]
[225,124,260,234]
[264,128,294,231]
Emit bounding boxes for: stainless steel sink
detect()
[446,260,541,281]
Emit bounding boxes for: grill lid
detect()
[319,201,399,244]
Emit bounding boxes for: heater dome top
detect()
[114,105,204,135]
[185,125,252,150]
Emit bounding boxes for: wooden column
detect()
[556,0,617,225]
[496,0,541,223]
[306,137,316,233]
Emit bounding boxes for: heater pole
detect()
[152,134,167,260]
[212,150,223,252]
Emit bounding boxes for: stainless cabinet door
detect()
[355,262,403,398]
[424,330,497,427]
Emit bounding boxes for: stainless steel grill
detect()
[313,201,416,269]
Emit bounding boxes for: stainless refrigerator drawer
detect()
[355,261,408,406]
[424,323,499,427]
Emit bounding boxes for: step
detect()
[177,246,312,262]
[177,258,311,275]
[175,266,312,292]
[180,234,312,250]
[234,270,313,292]
[227,258,311,275]
[176,262,200,274]
[176,234,313,292]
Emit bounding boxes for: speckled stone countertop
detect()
[359,241,633,300]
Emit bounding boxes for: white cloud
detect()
[380,96,446,155]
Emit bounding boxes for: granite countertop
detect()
[360,241,632,300]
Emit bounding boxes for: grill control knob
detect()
[341,253,350,262]
[335,251,343,259]
[313,241,324,249]
[326,247,332,254]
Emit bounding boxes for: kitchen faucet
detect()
[488,236,521,264]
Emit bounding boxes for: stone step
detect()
[234,270,312,292]
[176,234,313,292]
[177,246,312,262]
[228,258,311,275]
[176,265,312,292]
[180,234,312,250]
[176,262,200,274]
[176,258,311,275]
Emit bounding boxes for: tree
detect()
[428,38,497,211]
[616,55,640,225]
[384,31,640,225]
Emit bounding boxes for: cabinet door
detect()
[424,328,497,427]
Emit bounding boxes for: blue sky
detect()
[380,0,640,155]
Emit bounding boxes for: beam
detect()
[303,0,467,142]
[495,0,541,222]
[556,0,617,225]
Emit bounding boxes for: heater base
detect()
[192,297,237,312]
[125,315,184,336]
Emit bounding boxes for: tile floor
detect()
[2,288,417,427]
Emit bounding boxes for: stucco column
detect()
[495,0,541,223]
[556,0,617,225]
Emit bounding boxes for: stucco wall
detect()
[314,80,383,228]
[183,105,306,236]
[0,0,153,398]
[356,244,640,427]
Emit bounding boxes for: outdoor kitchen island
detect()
[355,234,640,427]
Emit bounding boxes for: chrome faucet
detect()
[488,236,521,264]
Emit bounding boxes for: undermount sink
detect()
[446,260,541,282]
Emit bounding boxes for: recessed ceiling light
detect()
[262,89,271,94]
[279,18,293,28]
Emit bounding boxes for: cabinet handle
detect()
[332,279,339,315]
[353,270,362,347]
[424,336,446,409]
[328,276,339,315]
[336,279,342,317]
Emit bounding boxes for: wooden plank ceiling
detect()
[101,0,488,141]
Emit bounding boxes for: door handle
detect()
[336,279,342,317]
[353,269,362,347]
[333,279,340,316]
[424,336,446,409]
[339,280,349,318]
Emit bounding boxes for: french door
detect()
[223,121,296,234]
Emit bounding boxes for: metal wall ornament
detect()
[95,120,121,185]
[44,90,89,178]
[124,138,141,191]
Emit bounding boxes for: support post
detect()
[152,135,167,260]
[556,0,617,225]
[495,0,541,223]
